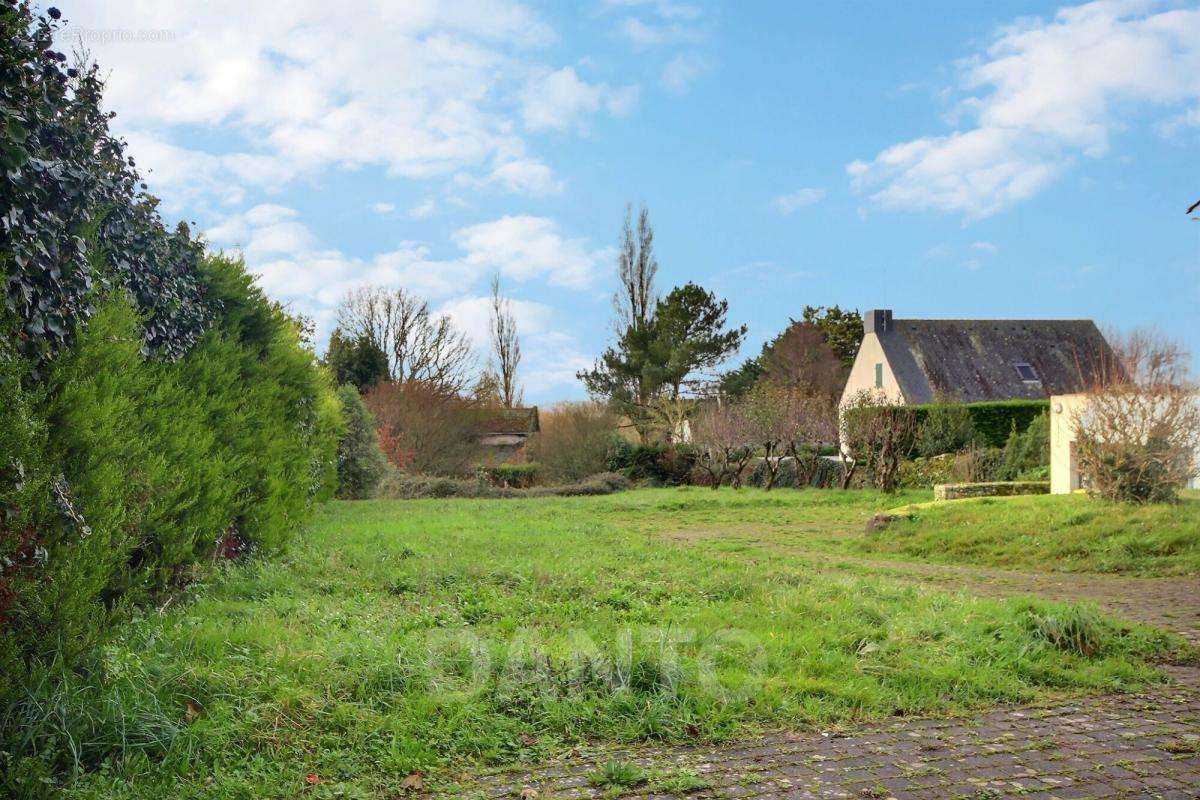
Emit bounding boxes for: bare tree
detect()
[841,389,918,493]
[336,286,476,396]
[489,274,522,407]
[742,383,793,490]
[1073,330,1200,503]
[784,391,840,488]
[692,402,754,490]
[613,203,658,334]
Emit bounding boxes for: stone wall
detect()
[934,481,1050,501]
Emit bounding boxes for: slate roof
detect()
[878,318,1114,404]
[471,406,540,436]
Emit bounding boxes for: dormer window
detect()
[1013,362,1040,383]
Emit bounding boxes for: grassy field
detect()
[849,492,1200,575]
[20,489,1193,799]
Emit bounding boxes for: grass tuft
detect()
[588,759,647,790]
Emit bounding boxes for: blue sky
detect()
[61,0,1200,401]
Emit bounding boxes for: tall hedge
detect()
[845,399,1050,450]
[0,1,343,734]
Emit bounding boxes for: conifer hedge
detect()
[0,1,342,711]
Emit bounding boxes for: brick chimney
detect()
[864,309,893,334]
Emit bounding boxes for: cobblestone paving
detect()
[447,668,1200,799]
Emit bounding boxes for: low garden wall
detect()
[934,481,1050,501]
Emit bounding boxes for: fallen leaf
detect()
[400,771,423,791]
[305,774,321,785]
[184,700,205,723]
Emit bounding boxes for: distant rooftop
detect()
[866,310,1115,404]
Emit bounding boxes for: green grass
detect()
[853,492,1200,575]
[12,489,1190,799]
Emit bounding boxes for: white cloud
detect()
[603,0,702,20]
[438,296,591,398]
[205,206,606,348]
[244,204,298,226]
[849,1,1200,219]
[408,198,438,219]
[455,154,566,196]
[437,294,554,348]
[58,1,622,206]
[661,52,706,94]
[371,202,396,215]
[453,215,611,289]
[520,67,638,131]
[924,240,998,271]
[771,187,826,215]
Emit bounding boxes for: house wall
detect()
[1050,392,1200,494]
[839,332,904,407]
[1049,393,1086,494]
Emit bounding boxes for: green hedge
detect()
[846,399,1049,450]
[478,462,541,488]
[0,257,341,724]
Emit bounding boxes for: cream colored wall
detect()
[1049,393,1086,494]
[839,332,904,407]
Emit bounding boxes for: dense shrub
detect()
[478,462,541,488]
[844,399,1049,452]
[1073,332,1200,504]
[380,471,629,499]
[741,452,849,489]
[335,385,389,499]
[607,441,697,484]
[0,269,340,758]
[898,453,957,489]
[914,397,977,457]
[524,402,620,482]
[1,5,342,786]
[953,446,1007,483]
[997,411,1050,481]
[2,6,211,364]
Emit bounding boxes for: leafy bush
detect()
[524,402,619,482]
[607,441,697,484]
[379,471,629,499]
[1,271,339,729]
[0,5,342,783]
[2,6,210,364]
[478,462,540,488]
[914,397,977,457]
[844,399,1049,452]
[898,453,957,489]
[335,385,388,499]
[997,411,1049,481]
[952,446,1007,483]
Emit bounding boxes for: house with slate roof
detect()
[840,309,1116,407]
